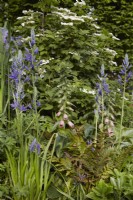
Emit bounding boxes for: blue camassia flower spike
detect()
[29,138,41,154]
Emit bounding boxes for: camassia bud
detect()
[68,121,74,128]
[59,120,65,128]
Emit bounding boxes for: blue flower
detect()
[36,143,41,154]
[29,138,37,152]
[1,28,8,44]
[30,29,35,47]
[9,69,19,82]
[102,80,110,94]
[34,47,39,55]
[36,101,41,107]
[11,101,19,110]
[29,138,41,154]
[25,52,32,62]
[118,54,132,87]
[19,105,27,112]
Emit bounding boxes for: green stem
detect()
[101,89,105,147]
[94,105,99,147]
[119,74,126,146]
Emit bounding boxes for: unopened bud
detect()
[105,117,110,125]
[107,127,114,137]
[56,111,61,117]
[59,120,65,128]
[68,121,74,128]
[110,120,114,127]
[63,114,68,120]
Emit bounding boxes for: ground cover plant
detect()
[0,0,133,200]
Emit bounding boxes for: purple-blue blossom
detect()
[29,138,41,154]
[11,101,19,110]
[10,29,42,112]
[36,101,41,107]
[118,54,132,87]
[95,65,110,114]
[29,138,37,152]
[102,80,110,94]
[36,143,41,154]
[2,28,8,44]
[30,29,35,47]
[19,105,27,112]
[9,69,19,83]
[34,47,39,54]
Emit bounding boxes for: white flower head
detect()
[26,21,35,24]
[80,88,96,95]
[40,59,50,65]
[92,24,100,29]
[22,10,28,14]
[112,36,120,40]
[21,22,25,27]
[61,22,73,26]
[104,48,117,56]
[93,33,102,36]
[17,16,25,20]
[74,0,86,6]
[109,61,117,66]
[109,33,120,40]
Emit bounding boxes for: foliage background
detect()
[0,0,133,199]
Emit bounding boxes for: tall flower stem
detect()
[119,74,126,146]
[94,64,110,147]
[118,54,132,148]
[101,88,105,147]
[94,110,98,147]
[0,25,10,119]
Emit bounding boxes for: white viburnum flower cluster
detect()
[80,88,96,95]
[40,58,54,65]
[91,51,99,56]
[104,48,117,56]
[92,24,100,29]
[22,9,42,14]
[74,0,86,6]
[109,61,117,66]
[21,21,35,26]
[52,7,93,23]
[61,22,73,26]
[35,33,44,37]
[40,59,50,65]
[93,33,102,36]
[21,36,31,42]
[38,67,46,78]
[109,33,120,40]
[69,51,79,55]
[16,10,43,28]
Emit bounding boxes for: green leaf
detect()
[47,184,62,199]
[43,104,53,110]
